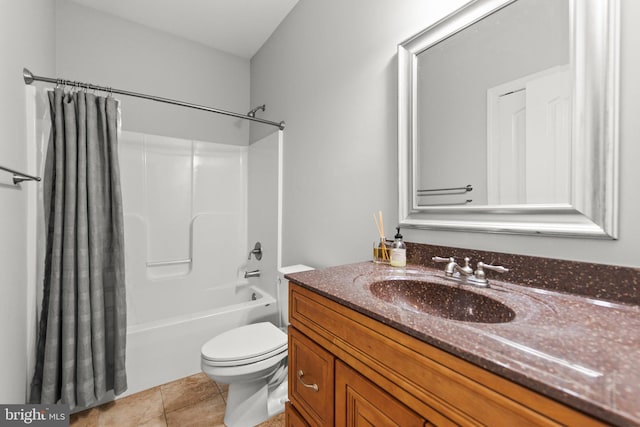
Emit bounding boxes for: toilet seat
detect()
[201,322,287,367]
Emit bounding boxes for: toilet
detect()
[201,264,314,427]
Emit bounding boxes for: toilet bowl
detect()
[201,322,288,427]
[201,264,314,427]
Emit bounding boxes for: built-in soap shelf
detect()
[146,259,192,267]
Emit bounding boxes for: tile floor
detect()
[69,373,285,427]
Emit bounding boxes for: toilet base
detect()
[224,381,269,427]
[267,378,288,417]
[220,366,288,427]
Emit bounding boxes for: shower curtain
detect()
[29,88,127,409]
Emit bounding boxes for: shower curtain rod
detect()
[22,68,285,130]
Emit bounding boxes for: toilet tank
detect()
[277,265,314,327]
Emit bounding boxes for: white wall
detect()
[0,0,55,403]
[55,0,251,145]
[247,131,282,300]
[250,0,469,267]
[252,0,640,269]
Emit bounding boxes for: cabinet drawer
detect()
[289,327,335,427]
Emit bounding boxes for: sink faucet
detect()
[432,256,508,287]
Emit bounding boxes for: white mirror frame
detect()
[398,0,619,238]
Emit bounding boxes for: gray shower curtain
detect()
[30,88,127,409]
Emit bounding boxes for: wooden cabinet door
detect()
[289,327,335,427]
[336,361,426,427]
[286,402,310,427]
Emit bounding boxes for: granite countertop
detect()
[286,262,640,426]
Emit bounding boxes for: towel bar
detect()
[417,184,473,195]
[0,164,41,185]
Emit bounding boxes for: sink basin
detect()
[369,279,515,323]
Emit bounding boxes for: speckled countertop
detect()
[286,261,640,426]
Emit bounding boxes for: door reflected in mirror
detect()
[416,0,569,207]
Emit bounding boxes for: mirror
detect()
[398,0,619,238]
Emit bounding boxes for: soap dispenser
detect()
[390,227,407,267]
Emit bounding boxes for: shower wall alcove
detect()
[120,131,249,322]
[120,129,283,395]
[25,85,284,398]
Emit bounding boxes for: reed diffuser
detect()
[373,211,390,263]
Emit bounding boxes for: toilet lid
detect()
[201,322,287,363]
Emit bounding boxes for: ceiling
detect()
[70,0,299,59]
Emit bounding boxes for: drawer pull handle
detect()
[297,370,319,392]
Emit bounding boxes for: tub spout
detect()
[244,269,261,278]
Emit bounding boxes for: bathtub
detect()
[122,284,277,397]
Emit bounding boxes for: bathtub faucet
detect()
[244,269,261,278]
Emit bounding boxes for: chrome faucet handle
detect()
[432,256,458,276]
[248,242,262,260]
[474,262,509,281]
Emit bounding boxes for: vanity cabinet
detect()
[287,283,607,427]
